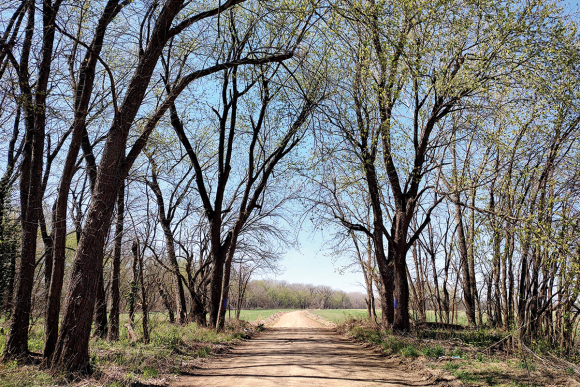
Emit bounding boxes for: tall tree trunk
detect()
[218,254,233,329]
[1,224,17,317]
[128,241,139,327]
[137,240,149,343]
[453,199,477,326]
[108,181,124,341]
[392,224,410,331]
[93,269,108,339]
[365,272,376,321]
[158,285,175,324]
[378,233,394,328]
[219,232,244,329]
[43,0,126,362]
[442,240,452,324]
[468,193,482,326]
[501,230,513,331]
[49,1,181,371]
[0,112,20,314]
[450,141,476,326]
[491,220,503,327]
[2,1,34,361]
[209,252,226,328]
[162,227,187,324]
[412,242,426,322]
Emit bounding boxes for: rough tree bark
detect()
[93,270,108,339]
[108,180,124,341]
[137,240,149,343]
[42,0,127,363]
[0,105,22,317]
[128,240,139,327]
[4,0,61,360]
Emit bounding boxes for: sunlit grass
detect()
[228,309,295,321]
[0,312,254,386]
[310,309,376,323]
[309,309,484,326]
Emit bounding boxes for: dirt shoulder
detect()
[172,311,450,387]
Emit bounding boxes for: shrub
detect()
[197,346,211,358]
[422,345,445,358]
[401,344,419,358]
[380,336,405,354]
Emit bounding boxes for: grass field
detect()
[228,308,477,325]
[228,309,296,321]
[310,309,376,323]
[309,309,480,326]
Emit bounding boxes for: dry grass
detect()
[0,313,258,387]
[329,316,580,387]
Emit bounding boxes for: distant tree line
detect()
[230,280,366,315]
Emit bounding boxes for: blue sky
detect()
[262,221,367,293]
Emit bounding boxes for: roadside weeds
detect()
[329,318,580,387]
[0,318,267,387]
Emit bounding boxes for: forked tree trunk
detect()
[42,0,127,362]
[148,164,189,324]
[50,2,188,372]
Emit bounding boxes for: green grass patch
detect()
[444,361,461,371]
[230,309,295,321]
[350,326,385,344]
[381,336,405,354]
[310,309,377,323]
[401,344,420,358]
[142,365,159,378]
[0,362,56,387]
[342,318,577,387]
[454,369,476,382]
[422,345,445,358]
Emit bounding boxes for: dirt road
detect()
[173,311,441,387]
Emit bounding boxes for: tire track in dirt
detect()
[172,311,446,387]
